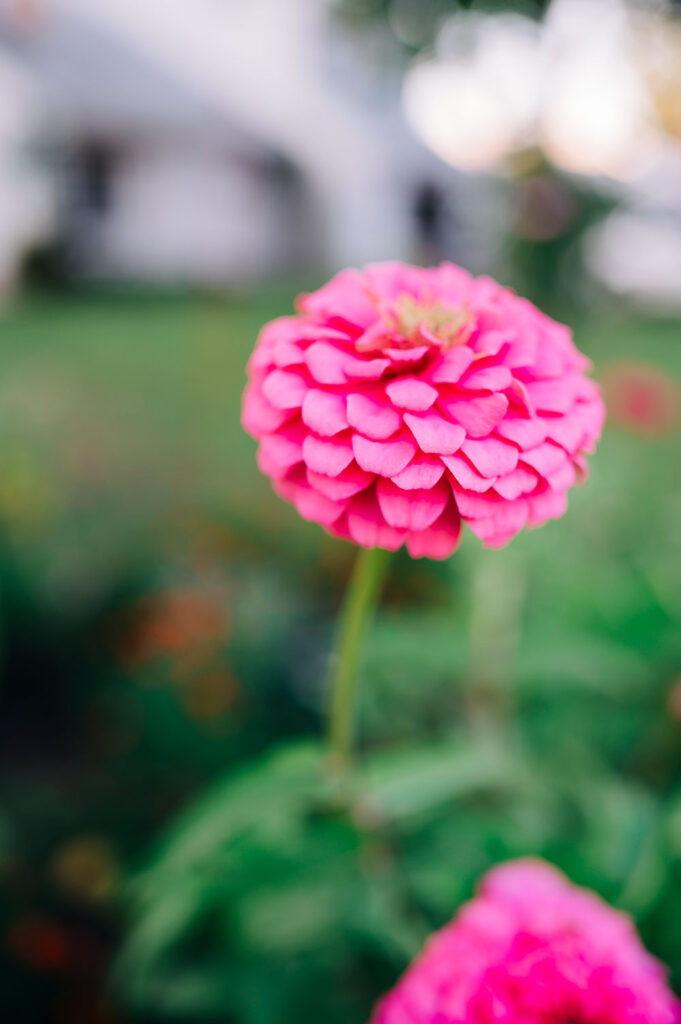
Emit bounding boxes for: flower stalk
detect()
[327,545,392,770]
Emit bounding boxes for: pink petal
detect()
[376,477,450,531]
[347,391,401,440]
[496,415,547,449]
[473,328,515,357]
[385,345,430,365]
[547,460,576,490]
[459,365,512,391]
[494,465,539,500]
[302,433,355,477]
[500,331,538,368]
[507,378,535,416]
[403,411,466,455]
[365,261,424,301]
[527,487,568,525]
[523,334,565,377]
[301,389,348,437]
[574,454,589,481]
[293,483,347,525]
[544,412,584,453]
[355,319,391,352]
[439,392,508,438]
[297,268,376,330]
[257,424,305,478]
[526,377,579,414]
[343,356,391,380]
[520,441,567,477]
[428,347,475,384]
[305,341,352,385]
[441,452,496,493]
[306,462,373,500]
[433,262,473,303]
[345,488,406,550]
[406,499,462,559]
[391,452,445,490]
[261,369,308,410]
[242,385,292,437]
[452,488,502,518]
[461,437,519,478]
[272,342,305,369]
[352,431,417,477]
[466,500,529,543]
[385,377,439,412]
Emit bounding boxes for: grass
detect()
[0,285,678,604]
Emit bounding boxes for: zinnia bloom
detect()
[371,859,680,1024]
[243,263,604,558]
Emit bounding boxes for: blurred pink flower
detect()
[242,263,604,557]
[371,859,679,1024]
[602,361,679,438]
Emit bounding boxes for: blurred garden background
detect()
[0,0,680,1021]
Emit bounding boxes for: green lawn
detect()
[1,288,681,1022]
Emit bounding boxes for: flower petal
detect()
[293,483,347,525]
[525,377,579,414]
[406,499,462,559]
[242,385,292,437]
[441,452,496,493]
[527,486,568,525]
[302,432,355,476]
[306,462,373,500]
[352,431,417,476]
[403,411,466,455]
[344,356,391,380]
[347,391,402,440]
[461,437,519,478]
[520,441,567,477]
[297,268,376,330]
[345,488,406,550]
[385,345,430,365]
[301,389,348,437]
[543,408,587,453]
[465,499,529,544]
[547,460,576,491]
[257,424,305,478]
[391,452,445,490]
[496,415,546,449]
[385,377,439,412]
[459,365,512,391]
[493,465,539,500]
[305,341,352,385]
[262,369,308,410]
[376,477,450,531]
[507,378,535,416]
[439,393,508,438]
[272,342,305,369]
[428,347,475,384]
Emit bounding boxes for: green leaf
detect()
[358,736,525,821]
[147,741,327,876]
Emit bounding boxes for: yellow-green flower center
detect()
[392,295,470,349]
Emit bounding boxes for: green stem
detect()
[328,546,392,769]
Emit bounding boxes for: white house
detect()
[0,36,54,292]
[0,0,461,286]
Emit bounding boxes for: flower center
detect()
[357,293,472,353]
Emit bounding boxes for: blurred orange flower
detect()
[112,586,229,674]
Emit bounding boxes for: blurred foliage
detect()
[0,288,679,1021]
[333,0,551,54]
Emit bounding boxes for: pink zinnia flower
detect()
[371,859,680,1024]
[243,263,605,558]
